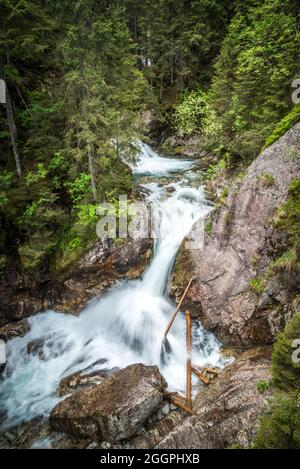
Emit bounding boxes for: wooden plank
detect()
[186,310,192,406]
[206,367,219,375]
[191,366,210,385]
[168,395,193,415]
[164,278,194,338]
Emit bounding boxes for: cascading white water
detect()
[0,142,225,429]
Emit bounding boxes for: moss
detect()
[53,235,96,276]
[269,249,298,275]
[223,210,232,237]
[259,173,275,188]
[249,275,266,294]
[271,178,300,277]
[205,220,213,236]
[251,254,260,268]
[265,104,300,148]
[173,146,184,155]
[257,379,272,393]
[114,238,125,246]
[220,187,229,199]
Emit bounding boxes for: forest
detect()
[0,0,300,452]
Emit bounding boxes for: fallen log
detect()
[186,310,192,406]
[206,367,219,375]
[165,393,193,415]
[163,278,194,339]
[191,366,210,385]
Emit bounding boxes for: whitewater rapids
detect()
[0,142,226,428]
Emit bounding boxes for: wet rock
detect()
[0,262,50,323]
[52,238,152,314]
[58,366,119,397]
[0,418,90,449]
[0,319,30,342]
[58,372,105,396]
[27,338,45,357]
[172,123,300,346]
[156,347,272,449]
[0,236,152,323]
[101,407,185,450]
[49,364,167,442]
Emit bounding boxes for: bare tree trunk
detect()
[5,85,21,177]
[160,71,164,99]
[88,144,97,202]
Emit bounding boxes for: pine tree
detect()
[210,0,300,160]
[255,313,300,448]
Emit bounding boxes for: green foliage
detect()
[255,391,300,448]
[255,314,300,448]
[205,220,213,236]
[271,313,300,392]
[0,171,13,190]
[66,174,92,203]
[125,0,233,95]
[0,0,147,273]
[257,379,272,393]
[0,171,13,207]
[1,0,300,278]
[249,275,266,294]
[205,159,226,181]
[53,204,99,275]
[25,163,48,185]
[259,173,275,188]
[272,178,300,278]
[208,0,300,162]
[265,104,300,148]
[174,89,208,135]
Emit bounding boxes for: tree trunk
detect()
[88,144,97,202]
[5,85,21,177]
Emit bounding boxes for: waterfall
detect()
[0,143,224,429]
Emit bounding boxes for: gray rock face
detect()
[172,124,300,346]
[156,347,272,449]
[49,364,167,442]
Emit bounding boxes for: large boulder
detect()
[0,237,152,322]
[0,319,30,342]
[156,347,272,449]
[52,238,152,314]
[172,124,300,346]
[49,364,167,442]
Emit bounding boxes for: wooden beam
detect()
[186,310,192,406]
[206,367,219,375]
[164,278,193,338]
[191,366,209,385]
[165,393,193,415]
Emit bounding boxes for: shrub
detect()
[174,89,208,135]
